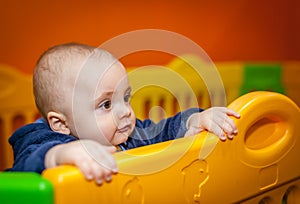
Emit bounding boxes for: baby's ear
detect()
[47,111,71,135]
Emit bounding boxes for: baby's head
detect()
[33,43,136,146]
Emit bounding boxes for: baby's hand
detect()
[184,107,241,141]
[45,140,117,185]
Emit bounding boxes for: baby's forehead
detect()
[75,50,117,69]
[67,55,125,89]
[65,52,115,77]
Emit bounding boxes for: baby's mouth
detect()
[117,124,131,133]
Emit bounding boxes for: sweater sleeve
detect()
[8,122,77,173]
[126,108,203,149]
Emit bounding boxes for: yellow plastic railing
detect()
[42,91,300,204]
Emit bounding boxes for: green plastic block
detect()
[240,63,285,95]
[0,172,53,204]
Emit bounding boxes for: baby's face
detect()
[66,58,136,146]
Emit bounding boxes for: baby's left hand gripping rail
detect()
[42,91,300,204]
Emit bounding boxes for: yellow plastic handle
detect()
[228,91,300,167]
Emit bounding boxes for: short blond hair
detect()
[33,42,96,118]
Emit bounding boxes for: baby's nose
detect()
[114,104,131,119]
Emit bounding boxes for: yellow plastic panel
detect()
[214,61,243,105]
[167,54,211,108]
[199,91,300,203]
[0,65,38,170]
[42,91,300,203]
[127,55,227,122]
[240,178,300,204]
[282,61,300,107]
[127,65,196,122]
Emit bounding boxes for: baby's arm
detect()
[45,140,117,185]
[184,107,240,140]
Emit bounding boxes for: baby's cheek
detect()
[95,117,117,144]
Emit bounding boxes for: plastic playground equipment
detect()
[39,91,300,204]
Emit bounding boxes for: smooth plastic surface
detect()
[42,91,300,204]
[0,172,53,204]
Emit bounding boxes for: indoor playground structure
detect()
[0,56,300,204]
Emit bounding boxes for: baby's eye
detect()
[124,94,131,103]
[99,100,112,110]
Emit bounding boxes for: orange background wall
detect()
[0,0,299,74]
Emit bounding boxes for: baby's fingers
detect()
[222,116,238,136]
[96,147,118,173]
[104,145,117,154]
[78,160,116,185]
[77,160,95,181]
[225,108,241,119]
[92,164,115,185]
[208,124,227,141]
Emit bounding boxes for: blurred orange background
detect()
[0,0,299,74]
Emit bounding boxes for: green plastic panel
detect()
[240,63,285,95]
[0,172,53,204]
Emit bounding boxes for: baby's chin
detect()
[113,132,130,145]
